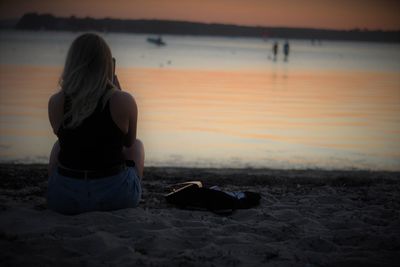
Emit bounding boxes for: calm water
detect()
[0,30,399,170]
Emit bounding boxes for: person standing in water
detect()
[272,41,278,61]
[284,40,290,61]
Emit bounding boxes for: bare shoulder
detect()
[48,91,64,109]
[110,90,137,112]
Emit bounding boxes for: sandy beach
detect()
[0,164,399,266]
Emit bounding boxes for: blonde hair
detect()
[60,33,115,128]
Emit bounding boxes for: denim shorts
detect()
[47,166,141,215]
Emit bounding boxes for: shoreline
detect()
[1,163,399,266]
[1,163,399,187]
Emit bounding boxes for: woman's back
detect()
[57,94,127,170]
[47,33,144,214]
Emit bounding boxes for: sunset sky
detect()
[0,0,399,30]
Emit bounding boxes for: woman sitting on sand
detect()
[47,33,144,215]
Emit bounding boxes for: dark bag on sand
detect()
[165,181,261,214]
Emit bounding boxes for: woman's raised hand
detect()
[114,74,122,90]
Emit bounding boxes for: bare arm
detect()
[48,92,64,135]
[109,90,138,147]
[125,93,138,147]
[48,91,63,175]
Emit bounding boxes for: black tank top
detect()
[57,96,129,170]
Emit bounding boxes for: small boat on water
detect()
[147,36,166,46]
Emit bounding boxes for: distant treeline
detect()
[16,13,400,43]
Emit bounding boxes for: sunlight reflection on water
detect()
[0,65,399,170]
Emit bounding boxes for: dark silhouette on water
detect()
[147,36,166,46]
[272,42,278,61]
[284,40,290,61]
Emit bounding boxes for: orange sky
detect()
[0,0,399,30]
